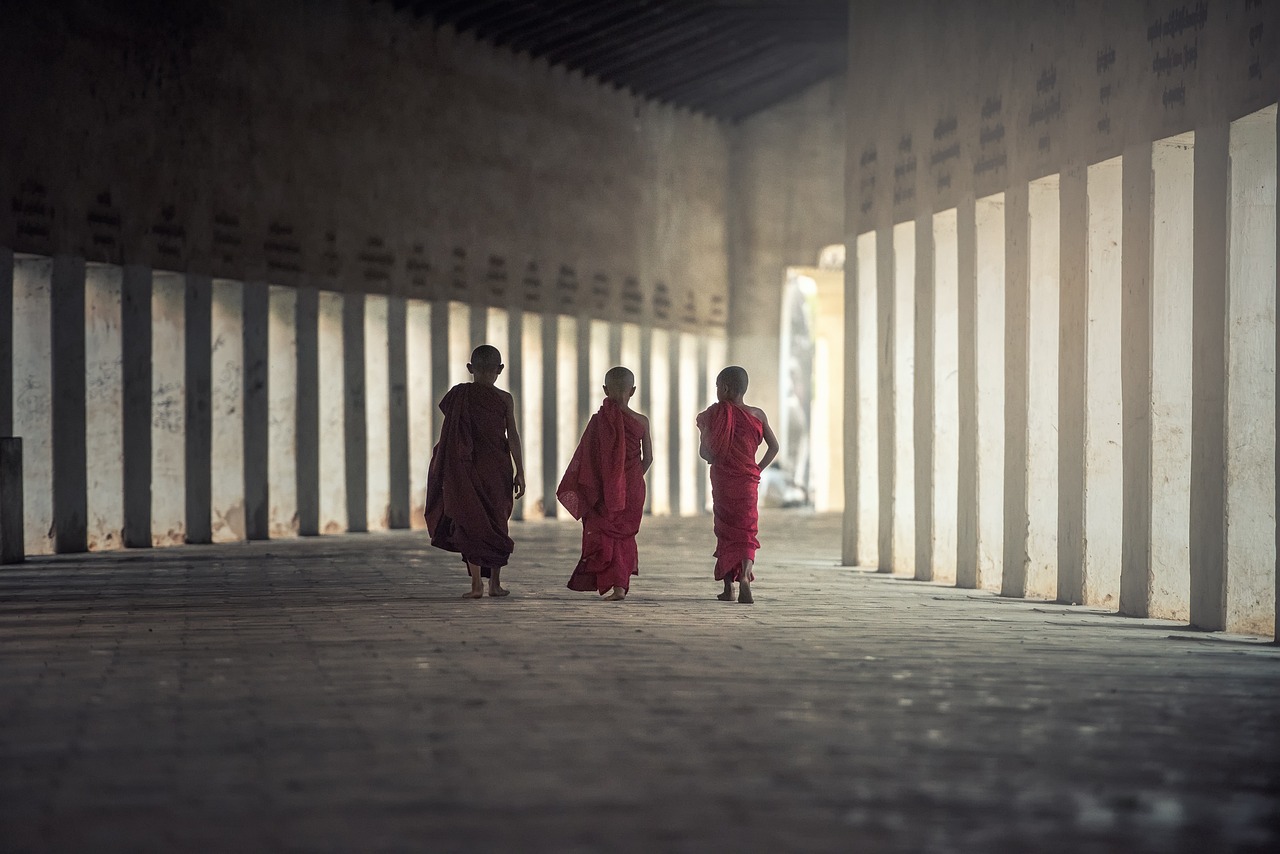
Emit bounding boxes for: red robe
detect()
[424,383,515,576]
[557,398,647,593]
[696,401,763,582]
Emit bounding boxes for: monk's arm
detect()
[504,394,527,499]
[757,412,780,471]
[640,419,654,474]
[698,429,714,465]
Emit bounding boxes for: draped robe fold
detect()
[557,398,647,593]
[696,401,763,582]
[424,383,515,575]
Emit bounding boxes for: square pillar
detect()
[210,279,246,543]
[51,255,87,553]
[913,213,935,580]
[1001,182,1031,598]
[541,311,559,516]
[931,211,960,585]
[876,224,894,572]
[955,198,979,587]
[1058,165,1089,603]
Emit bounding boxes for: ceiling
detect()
[383,0,848,121]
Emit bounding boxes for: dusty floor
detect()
[1,511,1277,853]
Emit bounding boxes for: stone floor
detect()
[1,511,1277,853]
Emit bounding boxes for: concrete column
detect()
[696,334,709,515]
[891,222,915,574]
[505,306,523,521]
[1084,157,1124,609]
[243,281,270,540]
[955,198,978,588]
[449,302,471,387]
[913,213,934,580]
[667,329,682,515]
[640,322,654,514]
[1001,182,1031,598]
[1147,134,1195,621]
[1223,107,1276,637]
[317,291,347,534]
[876,224,894,572]
[608,322,623,368]
[1120,143,1155,616]
[406,298,432,528]
[589,319,610,410]
[854,231,879,566]
[364,294,391,531]
[679,332,701,516]
[974,195,1005,591]
[184,273,212,545]
[343,292,367,533]
[931,211,959,585]
[649,327,671,515]
[578,315,593,430]
[387,295,410,530]
[557,314,579,511]
[295,286,320,536]
[269,285,299,537]
[1,247,12,437]
[210,280,245,542]
[842,233,860,565]
[429,300,450,443]
[1058,165,1088,603]
[84,264,124,551]
[151,272,186,547]
[0,438,22,563]
[121,265,152,548]
[520,311,545,517]
[13,257,55,555]
[1189,123,1229,630]
[541,312,559,517]
[51,255,87,553]
[1025,177,1061,601]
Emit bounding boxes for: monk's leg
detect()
[488,566,509,597]
[604,586,626,601]
[464,561,484,598]
[717,577,734,601]
[737,559,754,604]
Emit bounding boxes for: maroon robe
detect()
[696,401,763,582]
[424,383,515,575]
[557,398,647,593]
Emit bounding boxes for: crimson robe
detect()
[696,401,763,582]
[557,398,647,593]
[424,383,515,575]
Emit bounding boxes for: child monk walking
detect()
[424,344,526,598]
[557,366,652,601]
[696,366,779,604]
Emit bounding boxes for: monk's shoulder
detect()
[745,405,769,424]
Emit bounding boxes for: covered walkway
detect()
[2,512,1276,852]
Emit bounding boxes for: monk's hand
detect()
[513,473,526,500]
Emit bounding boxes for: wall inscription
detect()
[1148,2,1207,110]
[930,115,959,192]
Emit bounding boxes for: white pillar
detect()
[975,194,1006,590]
[650,327,672,516]
[520,311,545,518]
[12,256,54,555]
[210,279,245,542]
[588,318,610,406]
[1084,157,1125,608]
[855,231,878,566]
[892,221,916,574]
[84,264,124,550]
[1224,105,1277,636]
[448,302,471,386]
[151,272,186,546]
[1026,177,1061,600]
[931,211,959,585]
[317,290,346,534]
[1148,133,1196,619]
[556,314,579,490]
[364,293,390,532]
[406,299,432,528]
[269,286,299,537]
[704,330,726,513]
[678,331,700,517]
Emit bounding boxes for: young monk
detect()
[696,366,779,604]
[424,344,526,598]
[557,366,652,601]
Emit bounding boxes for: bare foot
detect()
[604,589,626,601]
[737,585,754,604]
[717,589,735,601]
[462,589,483,599]
[488,586,510,597]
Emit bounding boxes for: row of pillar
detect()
[846,107,1279,637]
[1,251,725,557]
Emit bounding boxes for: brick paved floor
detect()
[1,511,1277,853]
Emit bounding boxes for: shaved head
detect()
[470,344,502,369]
[604,366,634,393]
[717,365,749,396]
